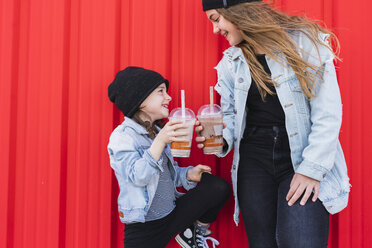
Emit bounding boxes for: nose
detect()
[213,23,220,34]
[165,92,172,101]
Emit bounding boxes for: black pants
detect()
[124,173,230,248]
[238,126,329,248]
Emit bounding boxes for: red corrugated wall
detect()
[1,0,371,247]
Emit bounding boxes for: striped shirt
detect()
[145,154,176,221]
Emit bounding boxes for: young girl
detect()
[195,1,350,247]
[107,66,230,248]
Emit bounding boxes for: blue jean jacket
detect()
[214,31,350,225]
[107,117,196,224]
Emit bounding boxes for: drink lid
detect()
[197,104,223,118]
[169,107,195,121]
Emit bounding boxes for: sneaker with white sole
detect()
[175,225,219,248]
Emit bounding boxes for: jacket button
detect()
[233,108,237,114]
[233,165,236,170]
[238,78,244,83]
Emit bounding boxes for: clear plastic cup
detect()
[168,108,196,157]
[197,104,224,155]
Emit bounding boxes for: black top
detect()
[245,55,285,127]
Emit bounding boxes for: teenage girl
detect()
[195,1,350,247]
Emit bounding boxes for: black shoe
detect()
[175,225,219,248]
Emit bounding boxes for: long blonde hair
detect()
[217,1,340,99]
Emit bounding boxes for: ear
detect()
[138,103,146,110]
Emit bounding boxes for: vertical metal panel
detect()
[333,0,372,247]
[62,0,117,247]
[0,0,117,247]
[0,0,15,246]
[0,0,371,247]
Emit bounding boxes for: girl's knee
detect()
[217,178,231,200]
[201,174,231,200]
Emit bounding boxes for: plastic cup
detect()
[197,104,224,155]
[168,107,196,157]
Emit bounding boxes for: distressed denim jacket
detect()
[214,31,350,225]
[107,117,196,224]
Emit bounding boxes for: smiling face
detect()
[139,83,171,123]
[206,9,244,46]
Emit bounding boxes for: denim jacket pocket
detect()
[287,77,309,115]
[287,76,302,92]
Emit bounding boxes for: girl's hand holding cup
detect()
[195,88,226,154]
[168,107,196,158]
[195,121,206,149]
[151,120,190,161]
[195,121,227,149]
[156,120,190,146]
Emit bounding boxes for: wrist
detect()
[154,135,167,147]
[186,168,192,181]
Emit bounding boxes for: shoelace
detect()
[195,234,220,248]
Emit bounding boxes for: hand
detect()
[155,120,190,146]
[286,173,320,206]
[195,120,227,149]
[186,165,212,182]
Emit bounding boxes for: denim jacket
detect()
[214,31,350,225]
[107,117,197,224]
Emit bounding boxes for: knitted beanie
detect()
[108,67,169,117]
[202,0,261,11]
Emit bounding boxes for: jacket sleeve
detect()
[295,33,343,181]
[108,132,164,187]
[172,160,197,190]
[214,52,236,157]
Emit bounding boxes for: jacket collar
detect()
[225,46,243,61]
[122,117,149,135]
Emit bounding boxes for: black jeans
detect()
[124,173,230,248]
[238,126,329,248]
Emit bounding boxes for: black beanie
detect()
[108,67,169,118]
[202,0,261,11]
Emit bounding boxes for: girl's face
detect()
[140,83,171,123]
[205,9,243,46]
